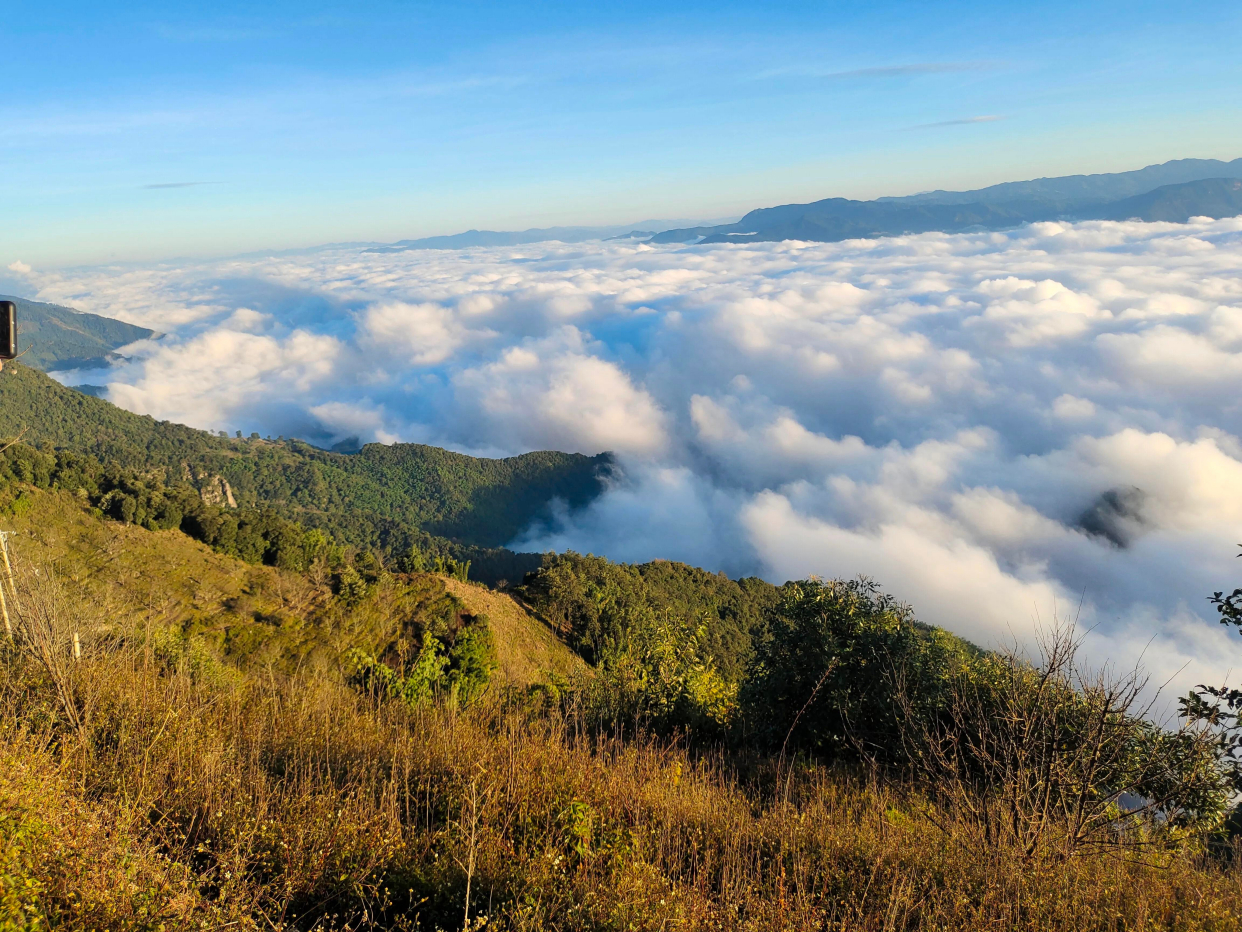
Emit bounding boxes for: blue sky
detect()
[4,1,1241,265]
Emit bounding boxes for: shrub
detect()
[592,608,738,730]
[742,577,976,759]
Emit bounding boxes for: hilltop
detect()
[1,481,583,687]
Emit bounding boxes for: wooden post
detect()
[0,531,15,639]
[0,565,10,641]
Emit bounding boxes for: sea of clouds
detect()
[14,217,1242,705]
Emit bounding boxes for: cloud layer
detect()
[19,217,1242,704]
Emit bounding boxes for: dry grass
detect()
[442,578,589,688]
[0,718,244,929]
[4,634,1242,931]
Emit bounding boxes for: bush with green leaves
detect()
[346,597,498,709]
[746,578,1231,848]
[520,551,777,681]
[1179,551,1242,801]
[591,607,738,730]
[742,577,978,760]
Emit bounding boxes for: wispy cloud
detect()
[907,114,1004,130]
[755,61,998,80]
[142,181,221,189]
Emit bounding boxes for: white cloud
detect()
[359,300,493,365]
[1052,394,1095,419]
[20,215,1242,699]
[452,327,669,456]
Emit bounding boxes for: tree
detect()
[742,577,974,761]
[1179,550,1242,796]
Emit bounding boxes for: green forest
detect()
[0,361,610,582]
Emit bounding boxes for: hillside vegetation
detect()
[3,493,1242,929]
[1,293,155,371]
[0,361,610,582]
[6,347,1242,928]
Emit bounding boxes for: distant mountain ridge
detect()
[0,360,612,584]
[368,226,629,252]
[877,157,1242,207]
[1,293,156,371]
[1085,177,1242,222]
[652,161,1242,246]
[366,218,736,252]
[364,158,1242,253]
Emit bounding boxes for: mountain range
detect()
[365,218,733,252]
[652,162,1242,245]
[356,157,1242,252]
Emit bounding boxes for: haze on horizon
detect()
[4,0,1242,267]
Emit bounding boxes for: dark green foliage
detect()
[1180,550,1242,796]
[0,361,606,583]
[590,608,740,730]
[447,623,499,702]
[1184,686,1242,796]
[396,541,469,581]
[519,551,779,680]
[0,439,330,572]
[0,294,155,371]
[742,577,979,759]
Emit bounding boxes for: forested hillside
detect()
[0,361,610,580]
[1,293,155,370]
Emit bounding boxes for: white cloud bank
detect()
[24,217,1242,703]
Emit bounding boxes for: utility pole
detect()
[2,300,22,638]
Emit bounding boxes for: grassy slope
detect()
[2,485,579,685]
[1,294,155,371]
[442,577,589,687]
[0,361,608,555]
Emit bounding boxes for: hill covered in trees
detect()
[0,360,611,582]
[0,293,155,370]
